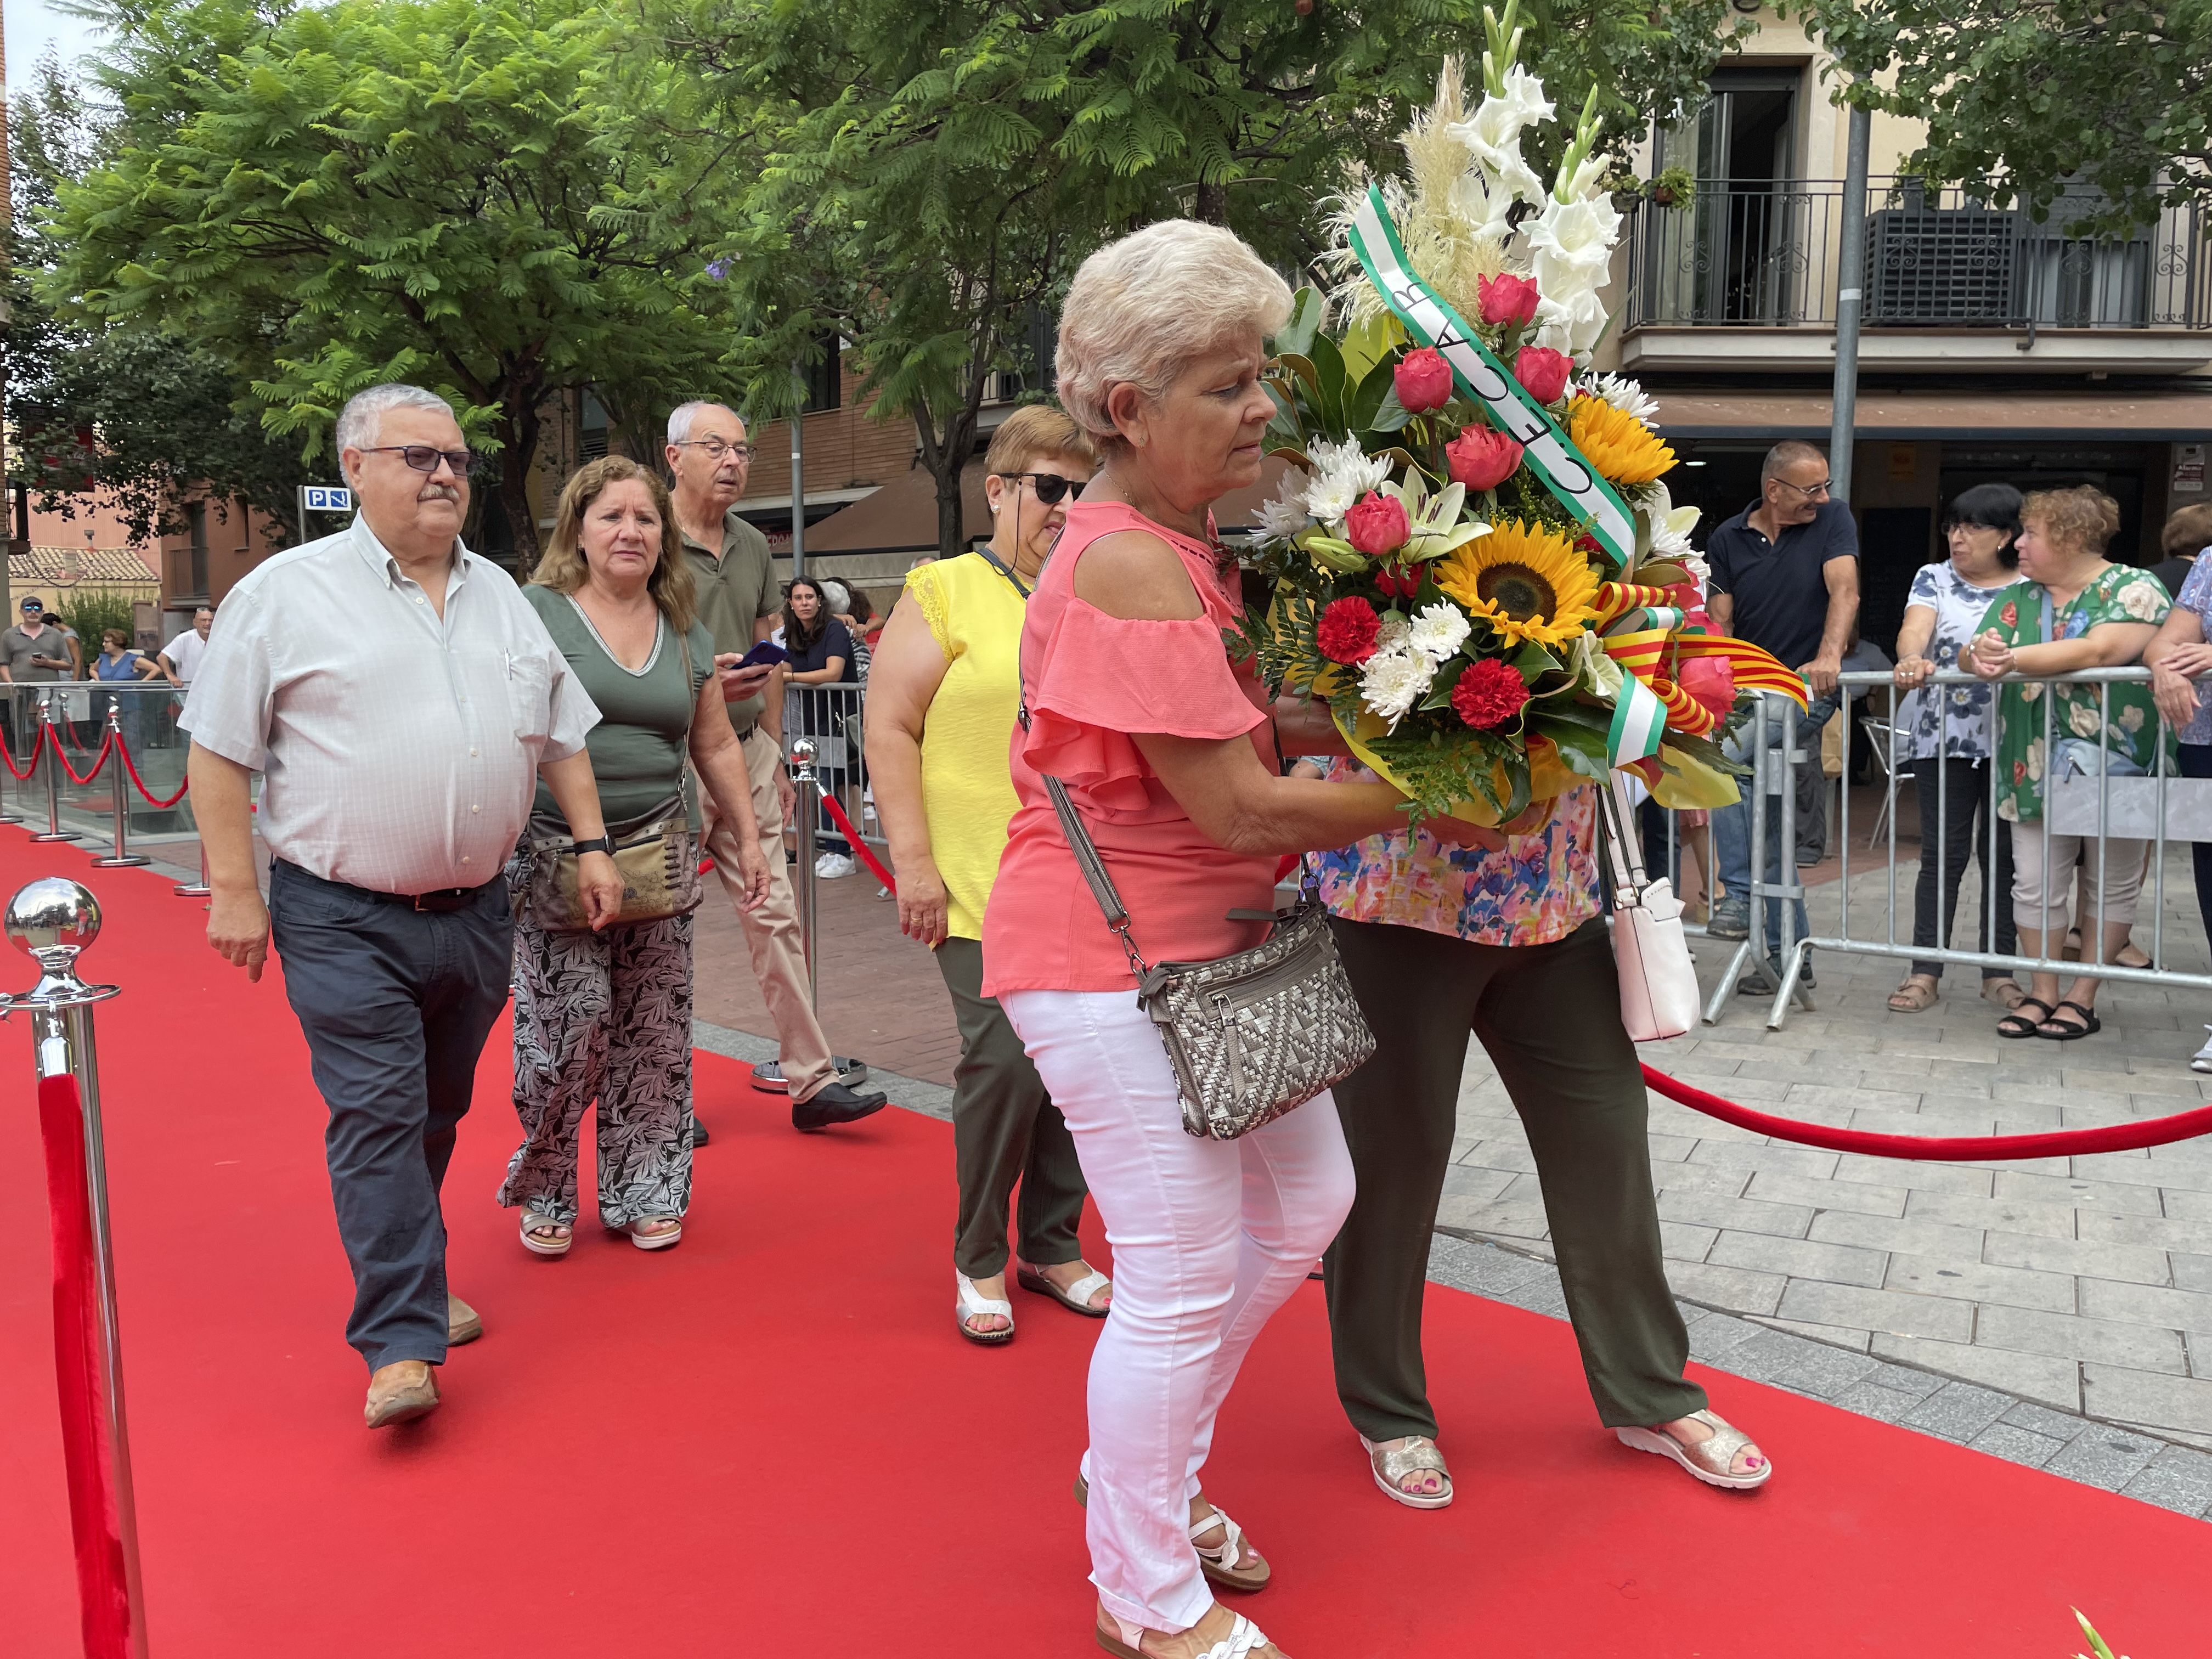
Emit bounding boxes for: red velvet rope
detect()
[112,730,190,809]
[37,1071,136,1658]
[815,791,900,890]
[45,724,113,787]
[2,731,39,780]
[1644,1063,2212,1160]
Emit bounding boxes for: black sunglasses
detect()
[361,444,481,477]
[1000,472,1079,505]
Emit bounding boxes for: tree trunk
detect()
[495,395,544,574]
[1195,179,1229,224]
[934,461,964,559]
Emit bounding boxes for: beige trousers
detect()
[699,726,835,1102]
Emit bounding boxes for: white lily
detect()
[1381,470,1491,562]
[1644,479,1701,563]
[1572,630,1624,698]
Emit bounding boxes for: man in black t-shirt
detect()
[1704,442,1860,978]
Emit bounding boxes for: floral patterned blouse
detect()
[2170,555,2212,746]
[1978,566,2171,823]
[1897,561,2015,761]
[1307,766,1602,945]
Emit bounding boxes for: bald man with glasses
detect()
[1703,440,1860,970]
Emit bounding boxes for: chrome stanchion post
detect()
[1,878,149,1657]
[790,735,820,1009]
[173,841,212,900]
[33,692,82,844]
[94,706,150,869]
[0,689,23,825]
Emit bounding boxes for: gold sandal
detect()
[1616,1409,1771,1490]
[1359,1434,1453,1509]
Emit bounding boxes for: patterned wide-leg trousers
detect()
[500,904,695,1228]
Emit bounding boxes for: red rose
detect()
[1514,345,1572,406]
[1393,347,1455,414]
[1479,273,1542,328]
[2000,601,2018,628]
[1373,566,1418,601]
[1444,426,1524,492]
[1345,489,1410,557]
[1678,656,1736,719]
[1316,596,1383,664]
[1451,657,1531,730]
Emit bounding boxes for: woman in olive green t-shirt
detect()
[499,456,770,1256]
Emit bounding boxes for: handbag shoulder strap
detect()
[1598,772,1651,905]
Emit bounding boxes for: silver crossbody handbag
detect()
[1039,774,1376,1140]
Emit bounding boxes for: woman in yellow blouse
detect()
[865,406,1109,1341]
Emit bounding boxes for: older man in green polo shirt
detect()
[666,399,887,1133]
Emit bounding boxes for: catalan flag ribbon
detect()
[1593,582,1807,764]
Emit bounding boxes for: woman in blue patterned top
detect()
[2142,532,2212,1070]
[1886,484,2028,1014]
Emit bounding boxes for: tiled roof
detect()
[7,545,161,586]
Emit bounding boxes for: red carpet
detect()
[1,826,2203,1656]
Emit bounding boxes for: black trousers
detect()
[935,938,1086,1278]
[268,860,512,1372]
[1908,755,2018,980]
[2182,744,2212,948]
[1324,915,1704,1439]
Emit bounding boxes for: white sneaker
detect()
[2192,1028,2212,1074]
[814,852,856,878]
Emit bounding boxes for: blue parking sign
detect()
[303,485,353,514]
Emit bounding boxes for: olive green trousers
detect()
[1323,915,1706,1438]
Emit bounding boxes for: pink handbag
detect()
[1599,774,1699,1042]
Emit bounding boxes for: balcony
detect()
[1618,178,2212,375]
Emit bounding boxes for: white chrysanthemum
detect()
[1375,612,1413,653]
[1254,469,1313,543]
[1407,603,1471,663]
[1359,645,1434,729]
[1577,371,1660,426]
[1302,437,1391,526]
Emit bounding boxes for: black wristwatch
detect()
[570,836,614,857]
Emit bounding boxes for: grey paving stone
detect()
[1861,1362,1947,1400]
[1708,1230,1889,1288]
[1425,1234,1549,1297]
[1664,1260,1787,1317]
[1710,1327,1880,1398]
[1990,1169,2169,1216]
[1655,1187,1814,1238]
[1982,1232,2174,1287]
[2079,1210,2212,1255]
[2042,1426,2166,1492]
[2081,1364,2212,1435]
[1500,1277,1571,1319]
[1899,1188,2080,1240]
[1829,1381,1930,1424]
[1686,1139,1843,1180]
[2117,1444,2212,1518]
[1897,1379,2014,1442]
[1808,1208,1985,1258]
[1775,1280,1975,1342]
[2077,1277,2212,1337]
[2000,1400,2091,1439]
[1882,1252,2076,1313]
[1976,1305,2192,1373]
[1742,1169,1909,1216]
[1439,1197,1549,1239]
[1870,1335,2083,1410]
[1647,1160,1759,1198]
[1965,1422,2067,1469]
[1683,1311,1767,1361]
[1750,1316,1873,1352]
[1657,1221,1718,1262]
[2174,1254,2212,1295]
[1437,1166,1518,1205]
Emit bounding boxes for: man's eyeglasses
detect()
[673,438,754,462]
[1000,472,1080,505]
[362,444,479,477]
[1775,477,1832,500]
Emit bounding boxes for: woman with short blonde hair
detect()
[867,400,1107,1345]
[983,222,1493,1659]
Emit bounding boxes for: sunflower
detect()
[1435,520,1602,650]
[1566,395,1677,487]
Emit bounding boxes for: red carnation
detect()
[1678,657,1736,719]
[1316,596,1383,664]
[1393,347,1455,414]
[1451,657,1531,730]
[1479,273,1542,328]
[1514,345,1573,406]
[1345,489,1410,557]
[1445,426,1523,492]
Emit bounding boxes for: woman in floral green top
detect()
[1968,487,2170,1040]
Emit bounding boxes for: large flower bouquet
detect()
[1243,5,1804,825]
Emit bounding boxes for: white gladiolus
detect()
[1407,603,1472,663]
[1302,436,1392,527]
[1527,195,1620,294]
[1359,645,1434,729]
[1536,286,1610,357]
[1447,66,1553,210]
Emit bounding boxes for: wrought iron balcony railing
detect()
[1621,177,2211,331]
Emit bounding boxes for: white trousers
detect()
[2009,822,2150,933]
[1000,988,1355,1633]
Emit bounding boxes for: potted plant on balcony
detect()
[1601,164,1643,215]
[1647,165,1697,210]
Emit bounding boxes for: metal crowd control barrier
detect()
[1686,667,2212,1031]
[2,879,151,1656]
[782,681,890,874]
[788,735,821,1010]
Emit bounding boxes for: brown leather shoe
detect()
[447,1293,482,1346]
[364,1361,439,1429]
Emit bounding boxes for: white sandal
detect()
[1615,1408,1772,1489]
[1017,1259,1113,1316]
[1073,1476,1269,1592]
[1359,1434,1453,1510]
[1096,1610,1279,1659]
[623,1216,682,1251]
[955,1272,1014,1345]
[518,1209,572,1257]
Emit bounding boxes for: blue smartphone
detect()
[736,640,789,669]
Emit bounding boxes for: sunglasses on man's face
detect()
[1001,472,1080,505]
[362,444,481,478]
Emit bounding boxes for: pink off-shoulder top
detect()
[980,500,1278,995]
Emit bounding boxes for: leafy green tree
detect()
[1790,0,2212,232]
[46,0,746,567]
[667,0,1745,556]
